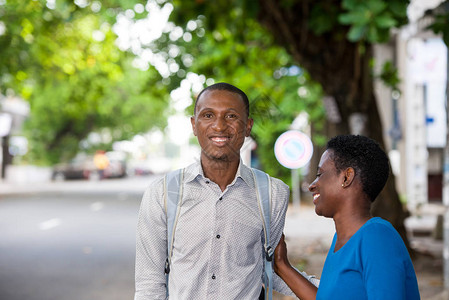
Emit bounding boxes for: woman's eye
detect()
[316,173,322,178]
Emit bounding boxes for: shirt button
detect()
[205,180,210,184]
[216,234,220,239]
[219,197,223,200]
[212,274,216,280]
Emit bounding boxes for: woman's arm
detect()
[274,234,318,300]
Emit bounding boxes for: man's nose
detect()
[212,116,227,131]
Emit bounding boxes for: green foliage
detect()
[427,5,449,47]
[1,0,433,172]
[252,77,325,184]
[378,61,400,92]
[309,4,339,35]
[1,0,168,164]
[154,1,326,184]
[339,0,409,43]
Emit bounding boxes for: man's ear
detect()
[245,118,254,137]
[190,116,197,136]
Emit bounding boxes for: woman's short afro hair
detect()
[326,135,390,202]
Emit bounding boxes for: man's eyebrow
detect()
[197,107,213,112]
[225,108,240,113]
[199,107,240,113]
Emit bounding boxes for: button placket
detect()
[206,187,223,297]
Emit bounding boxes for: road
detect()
[0,176,157,300]
[2,175,444,299]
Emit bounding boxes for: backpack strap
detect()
[251,168,273,300]
[163,168,184,297]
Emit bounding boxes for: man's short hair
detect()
[194,82,250,117]
[326,135,390,202]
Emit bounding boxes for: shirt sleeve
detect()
[268,177,289,258]
[273,265,320,297]
[361,223,414,300]
[135,177,168,300]
[269,178,320,297]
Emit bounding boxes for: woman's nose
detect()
[308,180,316,192]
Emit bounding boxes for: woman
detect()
[274,135,420,300]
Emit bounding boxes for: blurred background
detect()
[1,0,449,299]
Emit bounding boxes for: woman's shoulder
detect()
[363,217,397,234]
[359,217,408,250]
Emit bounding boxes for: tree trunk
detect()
[1,135,12,179]
[257,0,411,250]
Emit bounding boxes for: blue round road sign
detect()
[274,130,313,169]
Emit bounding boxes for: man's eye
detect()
[203,113,213,118]
[226,114,237,119]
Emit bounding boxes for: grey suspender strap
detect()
[251,168,273,300]
[164,168,184,297]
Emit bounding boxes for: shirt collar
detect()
[183,159,254,188]
[183,161,202,183]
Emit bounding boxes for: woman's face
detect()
[309,149,344,217]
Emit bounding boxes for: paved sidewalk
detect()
[282,205,334,275]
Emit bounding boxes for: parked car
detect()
[52,154,97,181]
[52,151,127,181]
[103,151,127,178]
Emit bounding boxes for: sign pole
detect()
[292,168,300,211]
[274,130,313,212]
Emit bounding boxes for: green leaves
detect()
[309,4,339,35]
[156,0,325,182]
[375,14,397,28]
[427,10,449,47]
[339,0,408,43]
[378,61,400,92]
[2,0,169,164]
[279,0,408,44]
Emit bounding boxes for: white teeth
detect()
[313,194,320,200]
[212,137,228,142]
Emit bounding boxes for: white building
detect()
[374,0,447,210]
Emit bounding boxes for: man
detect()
[135,82,312,299]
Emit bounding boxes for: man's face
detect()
[191,89,253,163]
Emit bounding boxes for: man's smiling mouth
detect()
[210,136,231,145]
[211,137,229,142]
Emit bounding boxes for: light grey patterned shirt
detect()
[135,161,308,299]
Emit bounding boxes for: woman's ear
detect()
[342,167,355,188]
